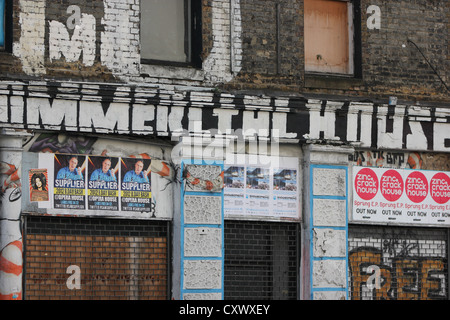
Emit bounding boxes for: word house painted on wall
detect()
[1,89,449,153]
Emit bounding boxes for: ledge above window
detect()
[304,73,363,90]
[140,63,204,82]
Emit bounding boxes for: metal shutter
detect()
[224,220,299,300]
[24,216,170,300]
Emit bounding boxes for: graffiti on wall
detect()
[49,8,96,66]
[349,150,450,171]
[2,93,449,153]
[0,157,23,300]
[0,240,23,300]
[349,240,447,300]
[27,133,98,155]
[183,164,224,192]
[0,162,21,204]
[349,150,422,169]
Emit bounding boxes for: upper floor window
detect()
[140,0,202,67]
[304,0,359,76]
[0,0,12,52]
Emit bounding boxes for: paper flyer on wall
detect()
[272,167,298,216]
[120,157,152,212]
[53,154,86,210]
[29,168,49,202]
[87,156,119,211]
[246,166,271,216]
[224,156,299,219]
[352,166,450,226]
[38,153,152,214]
[223,165,245,215]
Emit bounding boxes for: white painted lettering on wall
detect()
[66,265,81,290]
[66,5,81,30]
[1,94,449,153]
[49,11,96,66]
[367,5,381,30]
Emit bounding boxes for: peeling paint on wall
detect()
[203,0,243,83]
[49,14,96,66]
[100,0,139,77]
[13,0,46,75]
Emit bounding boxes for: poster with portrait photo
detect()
[53,154,86,209]
[87,156,119,211]
[120,157,152,212]
[29,169,49,202]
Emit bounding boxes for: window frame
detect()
[140,0,202,68]
[304,0,362,79]
[0,0,12,53]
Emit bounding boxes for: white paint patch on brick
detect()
[377,105,406,150]
[26,97,78,130]
[79,101,130,134]
[13,0,46,75]
[203,0,242,84]
[306,100,343,141]
[101,0,140,77]
[49,14,96,66]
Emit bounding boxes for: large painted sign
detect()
[352,166,450,226]
[1,91,449,153]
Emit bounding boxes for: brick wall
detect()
[358,0,449,100]
[226,0,449,101]
[230,0,303,91]
[1,0,448,102]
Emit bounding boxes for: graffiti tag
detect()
[349,248,447,300]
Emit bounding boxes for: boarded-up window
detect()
[24,216,169,300]
[304,0,353,74]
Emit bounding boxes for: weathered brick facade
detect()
[0,0,448,301]
[0,0,447,101]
